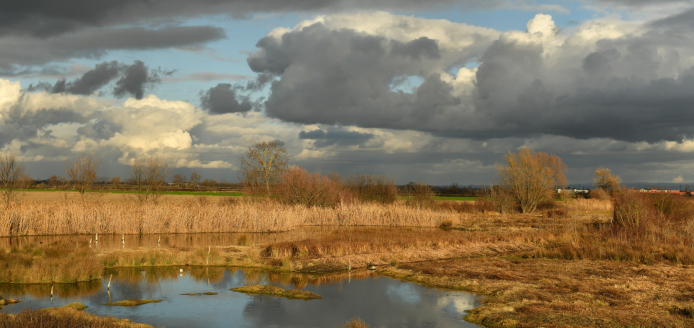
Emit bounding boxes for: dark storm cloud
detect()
[113,60,162,99]
[0,0,501,37]
[246,13,694,144]
[29,61,121,95]
[27,60,165,99]
[199,83,253,114]
[0,26,225,73]
[249,23,463,128]
[299,128,374,147]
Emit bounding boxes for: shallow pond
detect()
[1,267,481,327]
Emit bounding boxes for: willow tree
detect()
[240,140,289,196]
[0,153,26,206]
[496,148,567,213]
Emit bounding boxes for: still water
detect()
[1,267,481,328]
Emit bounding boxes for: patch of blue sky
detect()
[389,75,425,94]
[396,0,598,31]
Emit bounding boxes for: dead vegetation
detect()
[3,194,694,327]
[0,241,102,284]
[0,199,461,236]
[0,303,153,327]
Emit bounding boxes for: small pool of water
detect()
[1,267,481,327]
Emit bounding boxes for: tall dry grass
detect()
[0,307,152,328]
[0,242,102,284]
[565,198,612,212]
[0,200,461,237]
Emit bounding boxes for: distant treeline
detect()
[13,173,243,192]
[399,183,486,197]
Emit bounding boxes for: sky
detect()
[2,0,694,185]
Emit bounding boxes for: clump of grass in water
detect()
[106,299,161,307]
[340,317,370,328]
[62,303,88,311]
[180,292,217,296]
[231,285,321,300]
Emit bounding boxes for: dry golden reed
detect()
[0,200,460,237]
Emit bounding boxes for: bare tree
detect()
[111,176,121,190]
[240,140,289,195]
[129,156,171,203]
[593,167,621,196]
[65,152,101,199]
[172,174,187,187]
[496,148,567,213]
[0,153,26,206]
[189,172,201,188]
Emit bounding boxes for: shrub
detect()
[435,199,495,213]
[613,192,694,232]
[404,181,435,208]
[276,168,343,208]
[648,193,694,224]
[342,174,398,204]
[612,192,652,230]
[589,188,610,200]
[488,186,517,214]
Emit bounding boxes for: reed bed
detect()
[0,306,152,327]
[0,200,460,237]
[264,227,552,259]
[0,242,102,284]
[565,198,612,212]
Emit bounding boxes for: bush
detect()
[612,191,651,230]
[435,199,495,213]
[404,181,435,208]
[276,168,343,208]
[613,192,694,232]
[648,193,694,224]
[589,188,610,200]
[488,186,517,214]
[342,174,398,204]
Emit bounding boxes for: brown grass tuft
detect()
[0,306,152,327]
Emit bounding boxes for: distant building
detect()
[556,188,589,194]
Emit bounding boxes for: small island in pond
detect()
[231,285,322,300]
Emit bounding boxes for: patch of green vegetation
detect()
[105,299,161,307]
[62,302,88,311]
[231,285,322,300]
